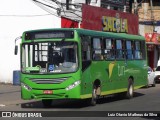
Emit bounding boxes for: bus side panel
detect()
[109,61,128,92]
[125,60,148,88]
[81,67,92,98]
[90,61,114,93]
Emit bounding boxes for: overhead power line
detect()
[0,14,52,17]
[32,0,83,22]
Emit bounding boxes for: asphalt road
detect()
[0,83,160,120]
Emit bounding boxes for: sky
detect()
[0,0,50,15]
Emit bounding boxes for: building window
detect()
[141,41,146,59]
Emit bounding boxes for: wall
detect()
[138,2,160,69]
[0,0,60,83]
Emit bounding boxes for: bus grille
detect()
[30,77,68,84]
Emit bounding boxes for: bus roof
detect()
[23,28,145,41]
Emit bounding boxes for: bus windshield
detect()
[21,41,78,74]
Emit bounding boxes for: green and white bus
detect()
[15,28,148,107]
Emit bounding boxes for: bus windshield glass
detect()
[21,41,78,74]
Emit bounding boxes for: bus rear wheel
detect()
[42,99,52,108]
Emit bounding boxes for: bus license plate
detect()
[43,90,53,94]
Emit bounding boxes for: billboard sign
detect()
[82,4,139,35]
[102,13,128,33]
[145,33,160,44]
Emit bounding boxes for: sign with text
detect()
[82,4,138,35]
[145,33,160,44]
[0,111,159,117]
[102,14,128,33]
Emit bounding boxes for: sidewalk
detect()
[0,84,33,107]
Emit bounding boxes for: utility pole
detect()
[134,0,138,14]
[150,0,154,21]
[66,0,70,10]
[150,0,156,32]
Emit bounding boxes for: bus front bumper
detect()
[21,82,81,100]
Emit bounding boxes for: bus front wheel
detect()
[90,87,97,106]
[42,99,52,108]
[126,79,134,99]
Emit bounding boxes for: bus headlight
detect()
[21,83,32,91]
[66,80,80,91]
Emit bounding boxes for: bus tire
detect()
[42,99,52,108]
[126,79,134,99]
[89,86,97,106]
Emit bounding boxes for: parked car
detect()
[154,66,160,83]
[147,67,156,87]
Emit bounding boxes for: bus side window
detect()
[126,41,133,59]
[116,40,124,59]
[135,41,142,59]
[104,38,115,60]
[92,38,103,60]
[81,36,91,61]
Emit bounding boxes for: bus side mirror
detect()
[14,36,22,55]
[14,45,18,55]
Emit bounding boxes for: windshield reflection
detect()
[21,41,78,74]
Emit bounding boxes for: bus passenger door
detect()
[80,36,92,96]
